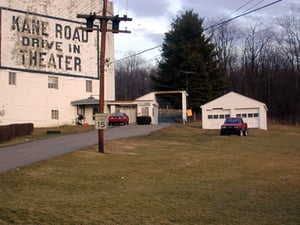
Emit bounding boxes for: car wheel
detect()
[243,129,248,136]
[239,130,243,136]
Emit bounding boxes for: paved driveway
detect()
[0,124,171,173]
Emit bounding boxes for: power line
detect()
[113,0,283,64]
[114,45,160,64]
[237,0,265,16]
[204,0,282,31]
[221,0,256,21]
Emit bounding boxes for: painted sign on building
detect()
[0,7,98,78]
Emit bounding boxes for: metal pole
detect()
[98,0,107,153]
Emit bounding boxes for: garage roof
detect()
[201,91,268,110]
[106,100,137,106]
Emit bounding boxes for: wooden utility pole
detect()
[77,1,132,153]
[98,0,108,153]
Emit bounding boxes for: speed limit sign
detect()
[94,113,108,130]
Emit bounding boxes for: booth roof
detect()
[71,97,99,106]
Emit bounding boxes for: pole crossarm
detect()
[77,14,132,22]
[76,14,132,33]
[77,26,131,33]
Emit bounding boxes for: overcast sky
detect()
[112,0,298,64]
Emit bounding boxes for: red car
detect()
[220,117,248,136]
[108,112,129,125]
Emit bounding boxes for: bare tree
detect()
[242,24,274,97]
[277,8,300,123]
[206,19,241,77]
[207,10,300,124]
[277,7,300,98]
[115,51,153,100]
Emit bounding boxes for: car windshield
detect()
[112,112,125,117]
[225,118,242,124]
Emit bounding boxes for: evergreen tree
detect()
[151,10,226,111]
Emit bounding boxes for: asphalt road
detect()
[0,124,171,173]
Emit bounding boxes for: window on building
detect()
[9,72,16,85]
[242,113,247,118]
[77,105,85,116]
[51,110,59,120]
[213,115,218,119]
[253,113,259,117]
[220,114,225,119]
[208,115,213,119]
[225,114,230,118]
[236,114,241,117]
[48,76,58,89]
[86,80,92,92]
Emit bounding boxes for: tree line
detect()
[207,6,300,124]
[115,52,154,100]
[115,6,300,124]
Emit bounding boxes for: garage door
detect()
[235,108,259,128]
[206,109,231,129]
[116,106,137,124]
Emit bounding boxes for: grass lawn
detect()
[0,124,299,224]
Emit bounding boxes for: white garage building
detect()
[200,92,268,130]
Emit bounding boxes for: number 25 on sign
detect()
[95,113,108,130]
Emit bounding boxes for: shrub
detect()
[136,116,152,125]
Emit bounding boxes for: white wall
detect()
[0,0,115,127]
[0,70,100,127]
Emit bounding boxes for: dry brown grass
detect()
[0,123,299,224]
